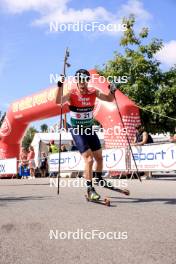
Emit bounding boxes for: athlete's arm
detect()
[95,89,114,102]
[55,87,70,104]
[95,82,119,102]
[55,75,70,104]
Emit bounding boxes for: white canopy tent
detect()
[31,132,104,166]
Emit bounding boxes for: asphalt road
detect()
[0,177,176,264]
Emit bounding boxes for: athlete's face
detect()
[77,81,88,94]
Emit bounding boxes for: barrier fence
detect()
[1,142,176,175]
[0,158,17,175]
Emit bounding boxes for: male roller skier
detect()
[56,69,117,201]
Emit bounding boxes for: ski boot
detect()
[87,186,101,201]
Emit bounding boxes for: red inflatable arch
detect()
[0,70,140,161]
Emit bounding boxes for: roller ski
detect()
[85,186,110,206]
[94,178,130,196]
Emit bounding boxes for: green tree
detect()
[22,127,38,150]
[40,123,48,132]
[99,15,176,133]
[153,67,176,133]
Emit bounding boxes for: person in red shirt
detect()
[56,69,117,201]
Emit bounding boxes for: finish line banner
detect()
[131,143,176,171]
[0,158,17,174]
[49,148,126,172]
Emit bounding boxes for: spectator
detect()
[19,147,29,179]
[170,129,176,142]
[69,140,78,151]
[39,152,48,177]
[49,140,59,153]
[60,144,67,152]
[49,140,58,178]
[133,125,153,146]
[27,146,36,179]
[133,125,153,180]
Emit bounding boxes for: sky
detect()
[0,0,176,130]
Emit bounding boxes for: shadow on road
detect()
[153,178,176,181]
[109,196,176,205]
[0,183,50,187]
[0,195,53,206]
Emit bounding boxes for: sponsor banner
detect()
[49,148,126,172]
[131,143,176,171]
[49,152,84,172]
[102,148,126,171]
[0,158,17,174]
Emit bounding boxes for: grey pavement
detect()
[0,177,176,264]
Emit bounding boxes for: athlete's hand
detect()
[108,82,118,94]
[57,74,65,87]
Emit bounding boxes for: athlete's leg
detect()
[92,148,103,172]
[86,133,104,184]
[70,130,100,200]
[81,149,100,200]
[92,148,104,184]
[92,148,112,187]
[81,149,94,181]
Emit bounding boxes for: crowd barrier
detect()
[130,143,176,171]
[49,148,126,172]
[0,158,17,175]
[1,142,176,175]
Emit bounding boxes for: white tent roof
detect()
[31,131,104,146]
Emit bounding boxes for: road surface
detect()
[0,177,176,264]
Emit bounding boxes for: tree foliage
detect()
[40,124,48,132]
[99,15,176,133]
[22,127,38,150]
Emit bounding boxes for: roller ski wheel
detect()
[85,195,110,206]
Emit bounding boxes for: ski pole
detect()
[58,47,71,195]
[112,89,141,182]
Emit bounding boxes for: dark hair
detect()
[75,69,90,83]
[135,125,143,130]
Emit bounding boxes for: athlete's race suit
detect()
[69,87,101,154]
